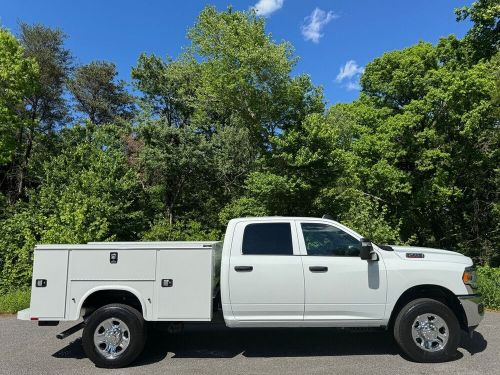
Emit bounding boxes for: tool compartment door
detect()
[69,249,156,281]
[30,249,69,319]
[156,249,213,320]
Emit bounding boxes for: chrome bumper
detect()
[458,294,484,329]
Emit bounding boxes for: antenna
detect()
[322,214,334,220]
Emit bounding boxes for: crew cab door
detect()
[297,220,387,322]
[228,220,304,322]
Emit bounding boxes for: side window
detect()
[242,223,293,255]
[301,223,361,257]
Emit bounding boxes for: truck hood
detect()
[388,245,472,266]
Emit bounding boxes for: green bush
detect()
[0,289,30,314]
[142,219,220,241]
[477,266,500,310]
[0,210,41,291]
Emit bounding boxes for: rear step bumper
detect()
[17,308,31,320]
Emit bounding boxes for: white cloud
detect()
[336,60,365,82]
[345,81,361,91]
[301,8,337,43]
[253,0,284,17]
[336,60,364,91]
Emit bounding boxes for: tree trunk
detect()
[16,125,34,199]
[166,205,173,225]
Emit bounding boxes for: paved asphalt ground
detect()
[0,312,498,375]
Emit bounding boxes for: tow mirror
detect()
[359,238,376,261]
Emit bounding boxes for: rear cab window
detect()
[242,223,293,255]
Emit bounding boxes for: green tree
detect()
[132,55,199,127]
[3,23,72,202]
[187,6,323,144]
[132,6,324,230]
[455,0,500,62]
[0,124,145,288]
[0,28,38,166]
[237,104,407,244]
[0,208,42,290]
[219,197,267,227]
[133,6,323,147]
[142,219,219,241]
[68,61,134,125]
[18,23,71,130]
[136,121,213,225]
[37,125,144,243]
[356,35,499,260]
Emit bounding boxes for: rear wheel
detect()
[82,304,146,368]
[393,298,460,362]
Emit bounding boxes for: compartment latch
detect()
[161,279,173,287]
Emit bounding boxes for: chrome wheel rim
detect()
[411,313,449,352]
[93,318,131,359]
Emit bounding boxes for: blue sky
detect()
[1,0,472,105]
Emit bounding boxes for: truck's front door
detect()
[228,220,304,322]
[297,220,387,322]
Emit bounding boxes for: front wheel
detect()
[82,304,146,368]
[393,298,460,363]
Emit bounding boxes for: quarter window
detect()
[301,223,361,257]
[242,223,293,255]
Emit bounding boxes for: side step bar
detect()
[56,321,86,340]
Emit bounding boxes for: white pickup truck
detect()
[18,216,483,367]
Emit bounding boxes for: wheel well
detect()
[388,285,467,331]
[81,290,143,318]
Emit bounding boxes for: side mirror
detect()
[359,238,376,261]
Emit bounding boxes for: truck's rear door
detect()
[228,220,304,322]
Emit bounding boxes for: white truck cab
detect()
[18,216,484,367]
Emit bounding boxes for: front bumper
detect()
[458,294,484,330]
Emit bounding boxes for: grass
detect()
[477,265,500,311]
[0,288,30,314]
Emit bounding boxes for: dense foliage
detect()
[0,288,30,314]
[477,265,500,310]
[0,2,498,291]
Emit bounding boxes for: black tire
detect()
[393,298,460,363]
[82,304,146,368]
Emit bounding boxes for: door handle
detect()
[309,266,328,272]
[234,266,253,272]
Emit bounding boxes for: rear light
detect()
[462,266,477,289]
[30,317,39,321]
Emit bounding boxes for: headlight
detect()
[462,266,477,289]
